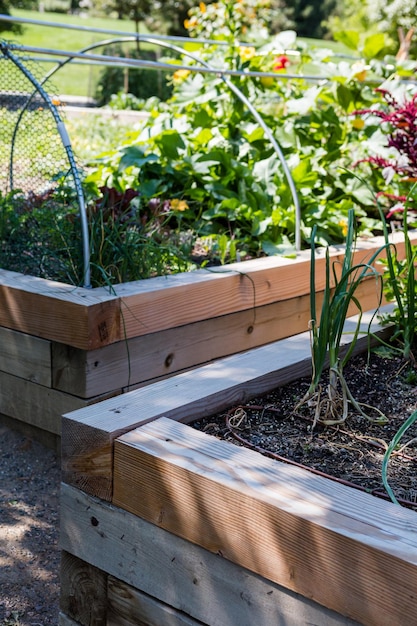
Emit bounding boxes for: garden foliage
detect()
[85,0,417,268]
[2,0,417,290]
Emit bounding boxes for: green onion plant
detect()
[296,208,387,427]
[382,409,417,506]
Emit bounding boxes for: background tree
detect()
[324,0,371,39]
[93,0,152,35]
[0,0,23,33]
[149,0,201,36]
[369,0,417,57]
[284,0,338,39]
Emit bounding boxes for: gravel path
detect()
[0,422,60,626]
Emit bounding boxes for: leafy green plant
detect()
[0,187,83,284]
[86,1,405,262]
[378,204,417,362]
[351,87,417,360]
[86,185,194,286]
[0,184,194,287]
[295,208,387,426]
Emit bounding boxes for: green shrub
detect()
[95,45,173,106]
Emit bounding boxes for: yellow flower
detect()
[199,2,206,12]
[239,46,256,62]
[170,199,189,211]
[173,69,191,83]
[351,61,368,82]
[352,118,365,130]
[260,76,274,88]
[338,219,348,237]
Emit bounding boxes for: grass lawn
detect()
[9,9,141,49]
[2,9,350,98]
[3,9,152,97]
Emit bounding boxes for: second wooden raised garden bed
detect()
[59,306,417,626]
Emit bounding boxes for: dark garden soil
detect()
[192,349,417,510]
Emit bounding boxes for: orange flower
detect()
[199,2,206,12]
[184,16,197,30]
[173,69,191,83]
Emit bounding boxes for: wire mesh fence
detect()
[0,45,71,195]
[0,41,91,286]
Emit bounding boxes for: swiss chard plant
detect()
[352,86,417,361]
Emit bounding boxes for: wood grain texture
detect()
[0,269,120,349]
[113,234,399,340]
[61,483,360,626]
[53,277,382,398]
[0,371,86,435]
[61,307,392,499]
[58,612,83,626]
[107,577,204,626]
[113,417,417,626]
[0,326,51,386]
[60,551,107,626]
[0,232,412,349]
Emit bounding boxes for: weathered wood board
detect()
[107,577,205,626]
[60,550,107,625]
[58,613,81,626]
[60,483,361,626]
[111,417,417,626]
[0,370,87,435]
[0,326,51,386]
[61,307,393,500]
[52,277,382,398]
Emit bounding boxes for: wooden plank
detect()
[0,326,51,386]
[61,483,360,626]
[0,413,60,453]
[114,233,401,340]
[113,417,417,626]
[0,232,412,348]
[53,276,382,398]
[60,551,107,626]
[0,269,121,349]
[59,612,82,626]
[107,577,205,626]
[0,371,87,435]
[61,308,392,500]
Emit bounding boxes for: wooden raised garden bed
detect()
[0,230,413,442]
[59,307,417,626]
